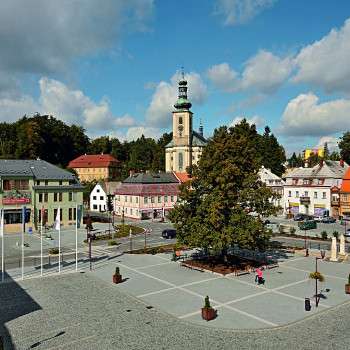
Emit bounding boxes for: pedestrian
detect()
[255,267,262,283]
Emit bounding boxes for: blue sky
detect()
[1,0,350,155]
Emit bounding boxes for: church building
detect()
[165,75,207,173]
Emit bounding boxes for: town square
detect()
[2,1,350,349]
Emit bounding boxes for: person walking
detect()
[255,267,264,285]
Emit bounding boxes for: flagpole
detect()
[40,207,43,277]
[58,207,61,273]
[21,206,24,280]
[1,209,4,282]
[75,204,78,271]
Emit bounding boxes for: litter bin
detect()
[28,227,33,234]
[305,298,311,311]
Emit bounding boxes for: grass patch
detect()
[127,243,187,255]
[115,224,144,237]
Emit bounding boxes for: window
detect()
[59,193,62,202]
[3,179,29,190]
[179,117,183,124]
[59,181,62,186]
[304,191,308,197]
[125,196,127,202]
[54,193,58,202]
[292,178,298,185]
[44,193,48,202]
[136,197,138,203]
[130,209,133,215]
[144,197,148,204]
[171,195,174,202]
[296,191,299,198]
[318,179,323,185]
[36,181,40,186]
[125,208,128,214]
[158,196,161,203]
[314,192,318,199]
[164,195,168,202]
[69,192,73,201]
[322,192,326,199]
[96,189,100,193]
[69,208,73,220]
[45,181,48,186]
[178,152,183,171]
[130,196,132,203]
[100,196,104,200]
[38,193,43,203]
[151,197,155,203]
[73,208,76,220]
[93,196,97,200]
[288,191,291,197]
[303,179,309,185]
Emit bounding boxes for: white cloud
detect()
[316,136,339,152]
[125,126,162,140]
[0,77,137,135]
[214,0,277,26]
[208,51,292,94]
[146,71,207,127]
[293,18,350,93]
[279,93,350,136]
[0,0,154,94]
[230,115,264,128]
[207,63,238,92]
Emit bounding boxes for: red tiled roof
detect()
[174,172,191,183]
[68,154,119,168]
[341,167,350,192]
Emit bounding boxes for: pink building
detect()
[114,172,182,219]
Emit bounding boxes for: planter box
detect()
[201,307,216,321]
[345,284,350,294]
[113,274,122,284]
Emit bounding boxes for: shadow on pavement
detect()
[0,272,41,350]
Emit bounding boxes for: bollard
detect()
[305,298,311,311]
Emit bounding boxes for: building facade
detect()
[68,154,119,182]
[165,76,207,173]
[283,160,348,217]
[340,167,350,219]
[0,159,84,232]
[114,172,180,219]
[258,166,285,210]
[90,181,120,212]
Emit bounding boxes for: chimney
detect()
[340,159,344,168]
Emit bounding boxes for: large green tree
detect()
[169,120,279,257]
[339,132,350,164]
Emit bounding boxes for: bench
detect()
[180,262,204,272]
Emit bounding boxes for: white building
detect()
[90,181,120,212]
[283,160,348,217]
[259,166,285,210]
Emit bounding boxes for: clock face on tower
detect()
[178,125,183,132]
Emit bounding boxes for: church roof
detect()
[165,131,208,148]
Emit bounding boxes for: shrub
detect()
[149,247,157,255]
[108,240,118,246]
[309,271,325,282]
[204,296,211,309]
[49,248,59,255]
[290,227,296,234]
[333,231,339,239]
[321,231,328,240]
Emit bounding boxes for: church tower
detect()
[165,71,207,173]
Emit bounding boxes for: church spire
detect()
[174,68,192,110]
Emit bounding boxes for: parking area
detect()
[94,252,350,329]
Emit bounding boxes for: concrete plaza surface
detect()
[1,268,350,350]
[94,253,350,330]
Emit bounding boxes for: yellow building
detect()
[68,154,119,182]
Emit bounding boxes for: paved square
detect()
[93,252,350,329]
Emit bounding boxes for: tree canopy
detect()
[339,132,350,164]
[169,120,279,255]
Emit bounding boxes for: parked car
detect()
[298,220,317,230]
[345,228,350,237]
[294,214,313,221]
[321,216,336,223]
[313,216,324,222]
[161,229,176,239]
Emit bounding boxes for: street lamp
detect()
[85,215,92,271]
[315,257,322,307]
[129,227,132,252]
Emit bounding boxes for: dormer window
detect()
[303,179,310,185]
[292,178,298,185]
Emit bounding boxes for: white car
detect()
[313,216,324,222]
